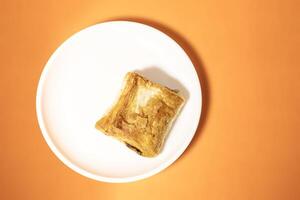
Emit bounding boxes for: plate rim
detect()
[36,20,202,183]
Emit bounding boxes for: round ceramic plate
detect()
[36,21,202,183]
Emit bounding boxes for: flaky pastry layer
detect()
[95,72,185,157]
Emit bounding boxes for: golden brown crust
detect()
[95,72,185,157]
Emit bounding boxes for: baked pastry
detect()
[95,72,185,157]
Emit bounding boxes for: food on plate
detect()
[95,72,185,157]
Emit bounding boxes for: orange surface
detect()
[1,0,299,199]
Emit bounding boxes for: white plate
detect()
[36,21,202,183]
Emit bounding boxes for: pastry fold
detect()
[96,72,185,157]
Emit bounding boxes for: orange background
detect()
[1,0,299,199]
